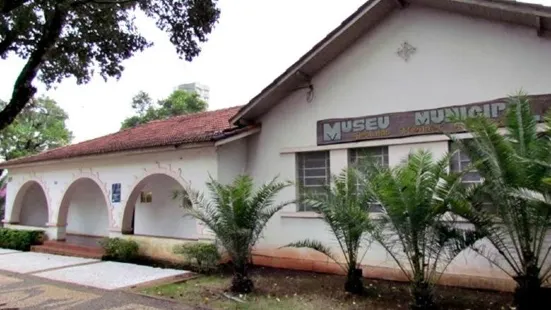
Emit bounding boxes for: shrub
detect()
[174,242,220,273]
[100,237,139,262]
[0,228,44,251]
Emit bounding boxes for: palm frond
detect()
[177,174,291,271]
[454,93,551,287]
[364,149,479,287]
[284,239,341,265]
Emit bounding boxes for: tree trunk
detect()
[0,5,66,131]
[513,273,543,310]
[410,280,435,310]
[344,267,364,295]
[231,263,254,294]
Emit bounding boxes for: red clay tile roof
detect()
[0,106,249,168]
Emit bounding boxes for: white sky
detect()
[0,0,550,143]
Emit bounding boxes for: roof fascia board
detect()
[214,127,261,147]
[229,0,385,124]
[447,0,551,18]
[1,142,215,170]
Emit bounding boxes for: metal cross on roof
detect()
[397,41,416,62]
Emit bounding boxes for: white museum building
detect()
[2,0,551,291]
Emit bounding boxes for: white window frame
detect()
[349,146,389,213]
[296,151,330,212]
[449,141,483,185]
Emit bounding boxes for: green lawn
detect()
[142,275,345,310]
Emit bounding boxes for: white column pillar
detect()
[3,182,19,224]
[45,224,66,240]
[330,149,349,175]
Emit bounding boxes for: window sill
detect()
[280,212,323,219]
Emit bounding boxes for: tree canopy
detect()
[0,0,220,131]
[0,96,72,161]
[121,89,208,129]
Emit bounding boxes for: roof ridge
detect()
[123,105,244,129]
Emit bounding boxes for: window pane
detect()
[349,146,389,167]
[462,171,482,182]
[301,168,328,177]
[368,203,385,213]
[303,177,328,186]
[297,151,330,212]
[303,158,328,168]
[348,147,388,213]
[450,141,482,184]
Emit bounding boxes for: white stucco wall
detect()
[66,178,109,237]
[217,139,248,184]
[245,4,551,279]
[133,174,196,239]
[4,146,218,240]
[19,183,48,227]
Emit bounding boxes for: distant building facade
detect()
[177,82,210,102]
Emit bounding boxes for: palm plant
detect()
[362,150,477,310]
[283,168,375,295]
[453,94,551,310]
[178,175,292,293]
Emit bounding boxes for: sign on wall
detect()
[111,183,121,203]
[317,94,551,145]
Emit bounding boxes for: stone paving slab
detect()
[0,248,20,255]
[0,252,98,274]
[34,261,191,290]
[0,270,189,309]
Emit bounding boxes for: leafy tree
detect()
[284,168,375,295]
[121,89,207,129]
[0,0,220,131]
[0,97,72,161]
[363,150,478,310]
[131,91,154,116]
[453,94,551,310]
[178,175,292,293]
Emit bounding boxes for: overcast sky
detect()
[0,0,549,143]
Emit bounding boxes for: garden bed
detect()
[141,266,513,309]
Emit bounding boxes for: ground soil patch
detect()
[141,266,513,309]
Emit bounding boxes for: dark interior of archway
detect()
[19,183,48,227]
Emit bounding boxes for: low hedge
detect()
[100,237,140,262]
[174,242,221,273]
[0,228,44,251]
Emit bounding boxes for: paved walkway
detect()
[0,270,192,309]
[0,250,191,290]
[0,249,195,309]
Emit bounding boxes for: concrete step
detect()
[31,244,104,259]
[43,240,102,253]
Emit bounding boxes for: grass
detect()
[143,276,316,309]
[141,266,513,310]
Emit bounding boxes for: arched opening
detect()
[11,181,49,227]
[58,178,109,238]
[122,174,195,239]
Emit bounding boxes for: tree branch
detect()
[70,0,138,7]
[0,5,66,131]
[0,29,16,57]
